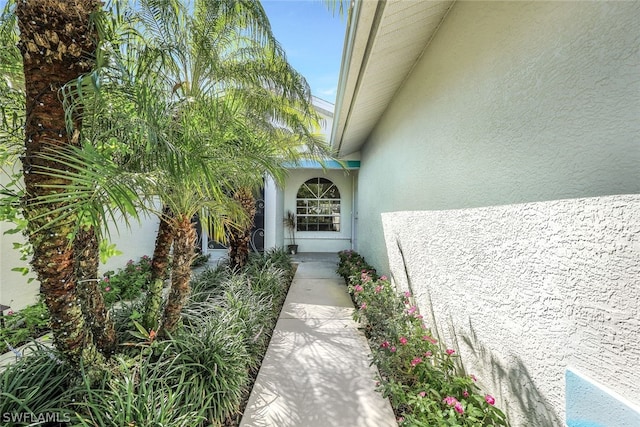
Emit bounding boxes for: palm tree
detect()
[13,0,114,365]
[16,0,335,340]
[125,0,332,330]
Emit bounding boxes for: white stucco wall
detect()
[283,168,355,253]
[356,1,640,272]
[0,169,37,311]
[382,195,640,426]
[101,214,159,272]
[0,221,39,312]
[0,208,158,312]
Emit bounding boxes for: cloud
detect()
[314,87,337,102]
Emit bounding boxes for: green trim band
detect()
[284,160,360,169]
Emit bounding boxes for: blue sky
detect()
[261,0,347,104]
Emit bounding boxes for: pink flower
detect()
[360,302,367,310]
[103,277,110,283]
[485,394,495,405]
[418,391,426,398]
[422,335,437,344]
[127,260,134,266]
[354,285,364,293]
[380,341,390,348]
[415,314,423,319]
[424,351,432,357]
[399,337,408,345]
[454,402,464,414]
[105,287,111,292]
[443,396,458,406]
[410,357,422,366]
[7,310,14,316]
[446,349,456,356]
[374,285,382,294]
[407,306,417,315]
[380,275,388,281]
[390,346,397,353]
[470,374,477,382]
[397,417,404,423]
[463,390,469,398]
[403,291,411,298]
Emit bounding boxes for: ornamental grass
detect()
[0,248,294,426]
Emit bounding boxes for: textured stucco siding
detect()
[0,221,39,312]
[381,195,640,426]
[355,1,640,272]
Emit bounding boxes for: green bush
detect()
[338,250,509,427]
[100,255,152,305]
[0,299,50,350]
[0,249,295,427]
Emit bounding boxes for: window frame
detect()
[295,177,341,232]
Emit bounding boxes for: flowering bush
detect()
[0,299,49,349]
[337,250,508,426]
[100,255,153,305]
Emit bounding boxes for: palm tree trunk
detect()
[74,227,117,356]
[16,0,102,365]
[161,214,196,335]
[227,187,256,269]
[143,206,174,331]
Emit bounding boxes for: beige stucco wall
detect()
[356,1,640,271]
[381,195,640,426]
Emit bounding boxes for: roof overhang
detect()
[331,0,454,156]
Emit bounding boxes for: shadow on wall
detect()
[395,241,562,426]
[460,323,563,427]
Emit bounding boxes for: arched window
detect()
[296,177,341,232]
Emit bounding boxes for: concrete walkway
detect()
[240,253,397,427]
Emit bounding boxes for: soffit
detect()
[332,0,454,156]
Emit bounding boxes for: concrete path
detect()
[240,253,397,427]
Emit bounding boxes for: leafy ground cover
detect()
[1,256,155,351]
[338,250,509,426]
[0,248,294,426]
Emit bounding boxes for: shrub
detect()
[337,250,509,426]
[100,255,152,305]
[0,249,295,427]
[0,299,50,350]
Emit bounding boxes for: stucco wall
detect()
[0,220,39,312]
[101,215,159,272]
[381,195,640,426]
[0,211,158,312]
[356,1,640,271]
